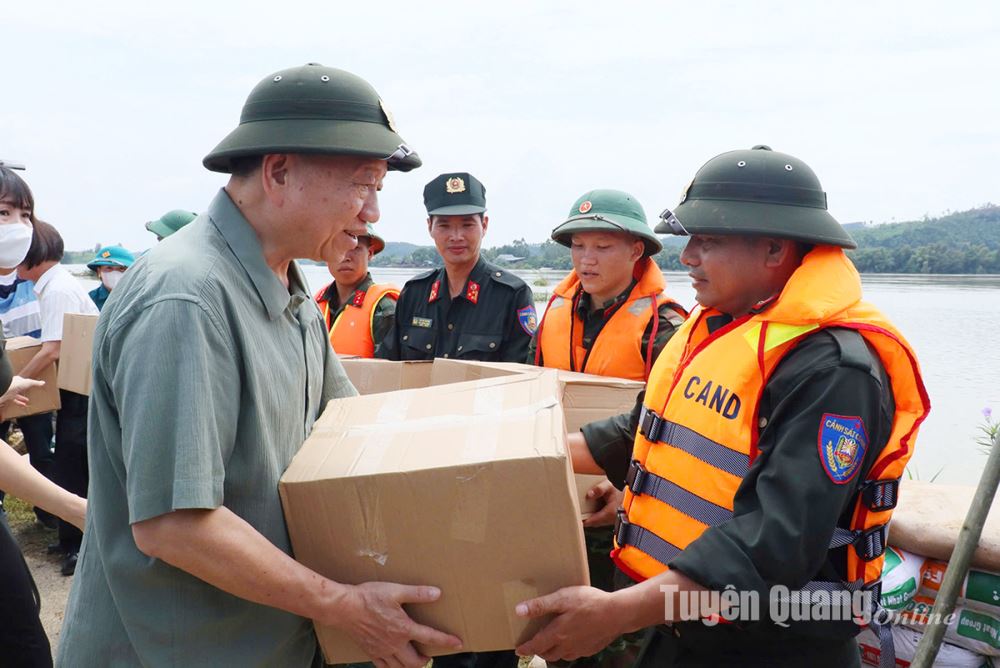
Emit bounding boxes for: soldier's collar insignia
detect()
[351,289,366,307]
[446,177,466,194]
[578,200,593,214]
[818,414,868,485]
[428,280,441,303]
[465,280,480,305]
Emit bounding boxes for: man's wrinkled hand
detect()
[514,586,622,662]
[582,480,621,528]
[335,581,462,668]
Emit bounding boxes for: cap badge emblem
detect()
[446,177,466,194]
[378,98,398,133]
[578,200,593,214]
[102,251,111,258]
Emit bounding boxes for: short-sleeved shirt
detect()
[58,189,356,666]
[377,256,535,361]
[32,264,99,341]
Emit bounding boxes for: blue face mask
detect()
[0,223,33,268]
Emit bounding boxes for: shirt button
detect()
[758,417,768,428]
[489,342,496,349]
[402,335,408,341]
[443,354,449,358]
[495,272,502,277]
[458,345,463,351]
[448,323,454,331]
[425,344,432,350]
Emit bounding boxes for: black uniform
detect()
[582,316,895,668]
[378,257,535,362]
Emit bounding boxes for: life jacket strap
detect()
[625,459,734,527]
[637,406,750,478]
[858,478,900,511]
[828,524,889,561]
[614,509,682,567]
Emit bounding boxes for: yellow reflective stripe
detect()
[743,322,820,352]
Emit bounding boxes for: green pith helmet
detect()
[360,223,386,256]
[655,145,856,249]
[203,63,421,173]
[87,245,136,271]
[145,209,198,238]
[551,189,662,257]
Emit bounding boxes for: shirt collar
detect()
[574,279,635,319]
[208,189,302,321]
[32,264,64,296]
[325,272,374,309]
[456,256,489,303]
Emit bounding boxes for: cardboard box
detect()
[57,313,99,396]
[340,358,435,395]
[280,372,588,664]
[425,359,644,515]
[2,336,61,418]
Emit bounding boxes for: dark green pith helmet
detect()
[361,223,386,256]
[145,209,198,238]
[551,189,662,257]
[203,63,421,173]
[655,145,856,249]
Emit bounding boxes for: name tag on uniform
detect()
[412,317,433,328]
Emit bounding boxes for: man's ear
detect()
[629,239,644,263]
[426,216,434,236]
[481,214,489,236]
[261,154,292,205]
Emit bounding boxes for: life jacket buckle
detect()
[854,524,889,561]
[614,508,633,548]
[858,479,900,511]
[639,406,664,442]
[625,459,647,495]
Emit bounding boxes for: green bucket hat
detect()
[655,145,856,249]
[203,63,421,173]
[87,245,136,271]
[360,223,386,256]
[145,209,198,239]
[551,189,662,257]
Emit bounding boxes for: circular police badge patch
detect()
[578,200,593,214]
[446,177,466,194]
[818,414,868,484]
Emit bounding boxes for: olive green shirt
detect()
[58,189,356,667]
[317,272,397,355]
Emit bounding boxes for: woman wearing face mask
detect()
[0,164,88,667]
[86,245,135,311]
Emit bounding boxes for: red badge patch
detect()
[578,200,593,214]
[428,280,440,303]
[351,290,366,307]
[465,281,480,304]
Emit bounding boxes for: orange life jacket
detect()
[534,258,686,380]
[613,246,930,596]
[315,282,399,358]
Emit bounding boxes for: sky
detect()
[3,1,998,252]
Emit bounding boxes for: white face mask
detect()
[101,269,125,291]
[0,223,33,268]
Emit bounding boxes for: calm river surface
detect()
[78,264,1000,486]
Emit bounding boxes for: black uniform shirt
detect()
[377,257,535,362]
[581,318,896,643]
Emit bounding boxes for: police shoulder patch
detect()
[818,413,868,485]
[517,305,538,336]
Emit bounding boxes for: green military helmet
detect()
[360,223,386,256]
[145,209,198,239]
[551,189,662,257]
[203,63,421,173]
[655,145,856,249]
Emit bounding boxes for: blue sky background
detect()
[3,1,998,251]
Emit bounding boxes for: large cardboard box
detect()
[2,337,61,418]
[57,313,99,396]
[352,358,644,515]
[280,371,588,664]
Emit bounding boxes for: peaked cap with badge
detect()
[655,145,856,249]
[203,63,421,173]
[551,189,662,257]
[87,245,136,271]
[423,172,487,216]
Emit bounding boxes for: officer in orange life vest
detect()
[530,188,687,381]
[514,146,930,668]
[314,223,398,357]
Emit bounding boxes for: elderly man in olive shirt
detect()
[58,65,461,668]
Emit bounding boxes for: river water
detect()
[77,265,1000,486]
